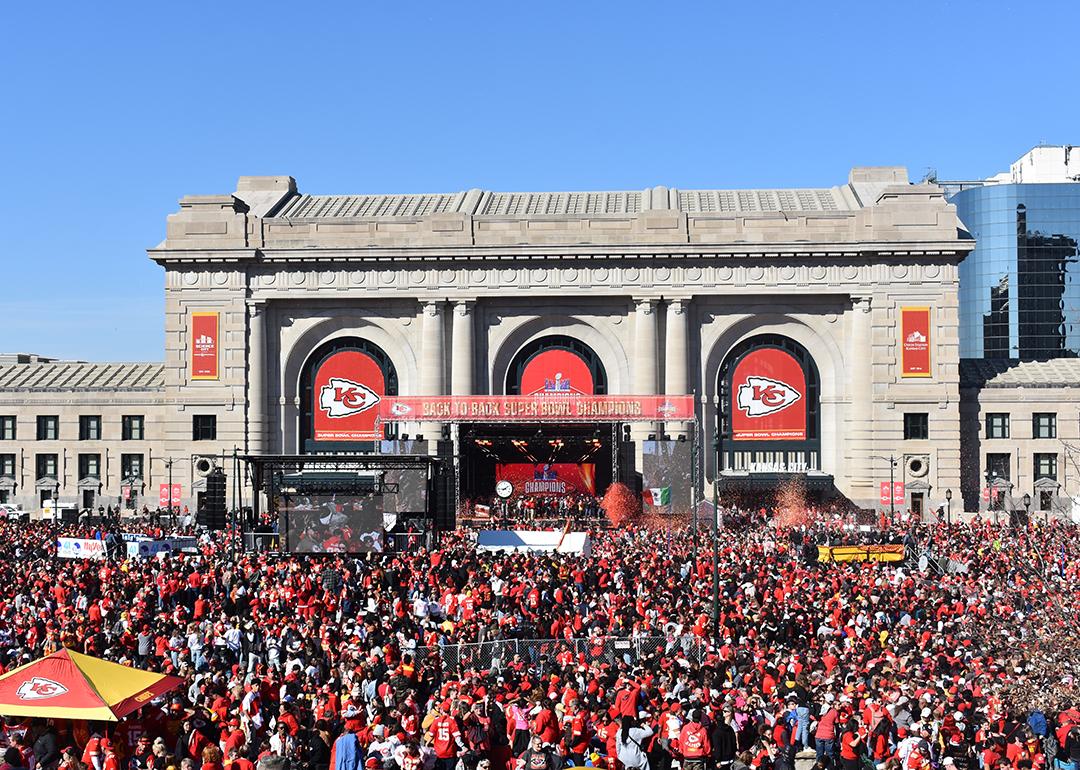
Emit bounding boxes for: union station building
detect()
[2,167,1071,518]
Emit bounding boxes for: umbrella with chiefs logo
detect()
[0,648,184,721]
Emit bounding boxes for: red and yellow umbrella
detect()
[0,648,184,721]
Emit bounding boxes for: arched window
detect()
[505,335,608,395]
[299,337,398,452]
[716,334,821,472]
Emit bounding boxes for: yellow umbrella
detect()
[0,648,184,721]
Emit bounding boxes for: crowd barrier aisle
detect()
[414,634,706,673]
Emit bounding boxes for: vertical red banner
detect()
[313,350,385,441]
[893,481,906,505]
[982,487,991,502]
[171,484,182,504]
[159,484,170,507]
[900,307,931,378]
[191,312,220,381]
[730,348,807,440]
[879,482,891,506]
[122,485,131,501]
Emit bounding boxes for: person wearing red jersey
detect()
[432,702,465,770]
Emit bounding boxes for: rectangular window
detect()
[986,453,1011,482]
[121,415,144,441]
[78,453,101,479]
[121,453,143,480]
[192,414,217,441]
[1033,413,1057,439]
[0,454,14,477]
[78,415,102,441]
[1034,452,1058,480]
[903,413,929,440]
[985,413,1010,439]
[35,453,58,479]
[0,416,15,441]
[36,416,59,441]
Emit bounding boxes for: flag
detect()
[643,487,671,506]
[473,504,491,517]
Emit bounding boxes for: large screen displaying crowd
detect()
[280,494,384,553]
[3,511,1080,770]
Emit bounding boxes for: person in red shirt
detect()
[678,710,711,770]
[533,699,560,746]
[432,702,465,770]
[564,700,591,766]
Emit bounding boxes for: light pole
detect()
[870,455,899,519]
[711,432,720,645]
[1023,492,1031,526]
[945,488,952,525]
[163,457,175,525]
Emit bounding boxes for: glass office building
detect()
[951,183,1080,359]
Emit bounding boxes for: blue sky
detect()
[1,0,1076,361]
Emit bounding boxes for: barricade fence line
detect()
[413,635,706,674]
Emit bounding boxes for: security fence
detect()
[414,634,706,674]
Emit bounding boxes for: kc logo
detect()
[318,377,381,418]
[736,376,802,417]
[16,677,68,700]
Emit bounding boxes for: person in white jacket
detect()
[616,715,654,770]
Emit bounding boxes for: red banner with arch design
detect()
[730,348,807,440]
[520,349,595,395]
[313,350,385,441]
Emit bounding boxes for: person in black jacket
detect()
[31,720,59,770]
[711,707,738,770]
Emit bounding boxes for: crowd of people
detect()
[0,509,1079,770]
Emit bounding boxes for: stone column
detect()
[665,297,690,436]
[419,301,445,440]
[450,300,474,396]
[632,298,658,448]
[633,298,658,394]
[247,301,266,454]
[847,295,874,502]
[664,298,689,395]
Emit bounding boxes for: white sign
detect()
[736,375,802,417]
[17,677,68,700]
[743,461,810,474]
[319,377,380,418]
[56,537,107,560]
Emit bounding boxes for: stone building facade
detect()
[0,167,975,512]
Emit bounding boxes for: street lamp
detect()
[945,488,952,525]
[869,455,900,519]
[711,432,720,644]
[1023,492,1031,525]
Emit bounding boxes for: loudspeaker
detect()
[198,470,227,530]
[434,440,456,532]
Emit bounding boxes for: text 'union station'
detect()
[0,166,1008,516]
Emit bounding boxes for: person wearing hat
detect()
[332,709,366,770]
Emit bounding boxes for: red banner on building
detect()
[982,487,991,502]
[879,482,891,506]
[191,312,219,381]
[314,350,385,441]
[519,349,595,395]
[730,348,807,440]
[893,481,906,505]
[159,484,182,506]
[379,395,694,423]
[496,463,596,496]
[901,307,931,378]
[121,485,131,501]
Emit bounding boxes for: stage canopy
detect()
[0,649,183,721]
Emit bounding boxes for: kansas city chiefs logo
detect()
[17,677,68,700]
[319,378,381,418]
[737,376,801,417]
